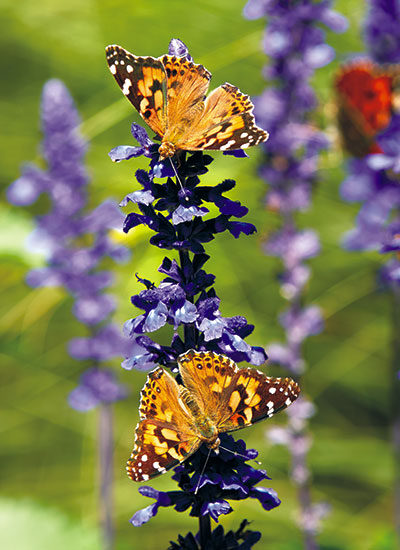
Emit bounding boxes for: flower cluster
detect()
[112,37,281,549]
[119,134,267,371]
[340,0,400,288]
[7,79,129,408]
[131,435,280,527]
[243,0,347,542]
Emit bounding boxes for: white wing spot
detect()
[122,78,132,95]
[220,139,236,150]
[153,461,160,469]
[269,387,277,394]
[285,398,292,406]
[142,474,149,481]
[141,454,148,462]
[120,59,125,65]
[127,65,134,73]
[240,132,248,138]
[267,400,275,409]
[110,64,117,75]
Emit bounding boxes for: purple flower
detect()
[242,4,345,544]
[364,0,400,63]
[68,367,127,411]
[8,79,130,411]
[367,115,400,174]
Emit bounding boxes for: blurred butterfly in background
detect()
[335,59,400,157]
[127,349,300,481]
[105,44,269,160]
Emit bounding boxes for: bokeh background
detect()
[0,1,395,549]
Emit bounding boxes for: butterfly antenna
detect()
[169,157,184,191]
[218,445,262,465]
[194,447,212,495]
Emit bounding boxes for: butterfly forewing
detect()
[178,349,300,432]
[160,55,211,137]
[106,45,168,137]
[217,368,300,432]
[127,367,201,481]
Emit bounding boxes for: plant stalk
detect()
[99,403,114,550]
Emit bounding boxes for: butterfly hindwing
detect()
[160,54,211,129]
[177,83,269,152]
[106,45,168,137]
[126,367,201,481]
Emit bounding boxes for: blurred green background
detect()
[0,1,396,549]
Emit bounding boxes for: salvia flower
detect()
[243,0,346,545]
[339,1,400,288]
[8,79,130,407]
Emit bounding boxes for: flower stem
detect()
[298,484,318,550]
[199,514,211,549]
[99,403,114,550]
[179,249,198,349]
[392,287,400,546]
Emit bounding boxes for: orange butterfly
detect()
[127,349,300,481]
[106,45,269,160]
[335,59,400,157]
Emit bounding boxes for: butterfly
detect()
[105,45,269,160]
[335,60,400,157]
[126,349,300,481]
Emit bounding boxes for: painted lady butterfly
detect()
[105,45,269,160]
[127,349,300,482]
[335,60,400,157]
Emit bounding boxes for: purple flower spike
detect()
[68,367,127,411]
[242,2,346,544]
[8,79,130,414]
[339,2,400,287]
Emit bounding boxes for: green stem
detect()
[392,287,400,546]
[99,403,114,550]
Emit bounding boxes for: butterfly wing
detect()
[175,83,269,152]
[159,55,211,139]
[106,44,168,137]
[178,350,300,434]
[335,61,394,156]
[127,367,201,481]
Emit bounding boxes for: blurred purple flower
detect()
[68,367,127,411]
[8,79,131,410]
[243,1,344,543]
[364,0,400,63]
[339,1,400,287]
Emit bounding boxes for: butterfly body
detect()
[127,349,300,481]
[106,45,268,159]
